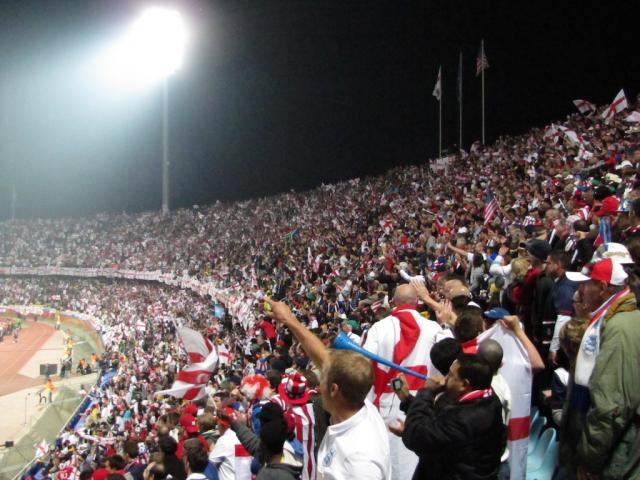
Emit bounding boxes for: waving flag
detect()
[464,324,532,480]
[35,439,49,458]
[484,189,499,225]
[156,348,218,400]
[594,217,612,248]
[543,124,555,138]
[218,343,231,366]
[284,228,300,242]
[57,463,79,480]
[557,125,587,147]
[573,99,596,114]
[177,326,214,363]
[601,89,628,124]
[476,40,489,77]
[625,111,640,123]
[432,66,442,101]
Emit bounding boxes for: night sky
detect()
[0,0,637,220]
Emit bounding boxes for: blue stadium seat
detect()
[526,427,556,473]
[528,415,547,457]
[527,430,558,479]
[530,406,539,425]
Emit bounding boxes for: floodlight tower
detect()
[108,7,188,214]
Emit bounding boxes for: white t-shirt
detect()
[347,331,362,345]
[208,429,252,480]
[317,400,390,480]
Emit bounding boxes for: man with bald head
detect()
[479,339,512,477]
[362,283,441,480]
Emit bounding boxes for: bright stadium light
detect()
[104,7,188,88]
[103,7,189,214]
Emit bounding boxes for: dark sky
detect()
[0,0,637,220]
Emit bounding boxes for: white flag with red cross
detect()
[573,99,596,114]
[463,324,532,480]
[601,89,628,124]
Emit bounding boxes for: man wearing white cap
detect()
[560,258,640,479]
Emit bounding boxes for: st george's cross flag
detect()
[573,99,596,114]
[462,324,533,480]
[35,439,49,458]
[557,125,587,147]
[601,89,628,124]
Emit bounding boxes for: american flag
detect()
[476,39,489,77]
[484,189,499,225]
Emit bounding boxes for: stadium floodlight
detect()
[104,7,188,88]
[104,7,189,214]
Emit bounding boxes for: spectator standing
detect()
[362,283,440,480]
[561,259,640,479]
[159,436,186,480]
[45,378,55,404]
[545,251,578,365]
[266,297,391,480]
[209,407,252,480]
[400,354,507,480]
[123,441,146,480]
[185,446,210,480]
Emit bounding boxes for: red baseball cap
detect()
[182,403,198,416]
[592,196,620,218]
[179,414,199,434]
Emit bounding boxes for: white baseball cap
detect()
[591,243,634,265]
[615,160,633,170]
[566,258,628,286]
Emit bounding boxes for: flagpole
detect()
[11,184,16,221]
[481,39,485,145]
[439,73,442,158]
[458,51,463,150]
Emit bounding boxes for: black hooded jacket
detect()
[401,388,507,480]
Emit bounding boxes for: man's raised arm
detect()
[265,297,329,369]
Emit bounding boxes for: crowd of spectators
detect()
[0,96,639,480]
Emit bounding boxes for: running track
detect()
[0,320,55,396]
